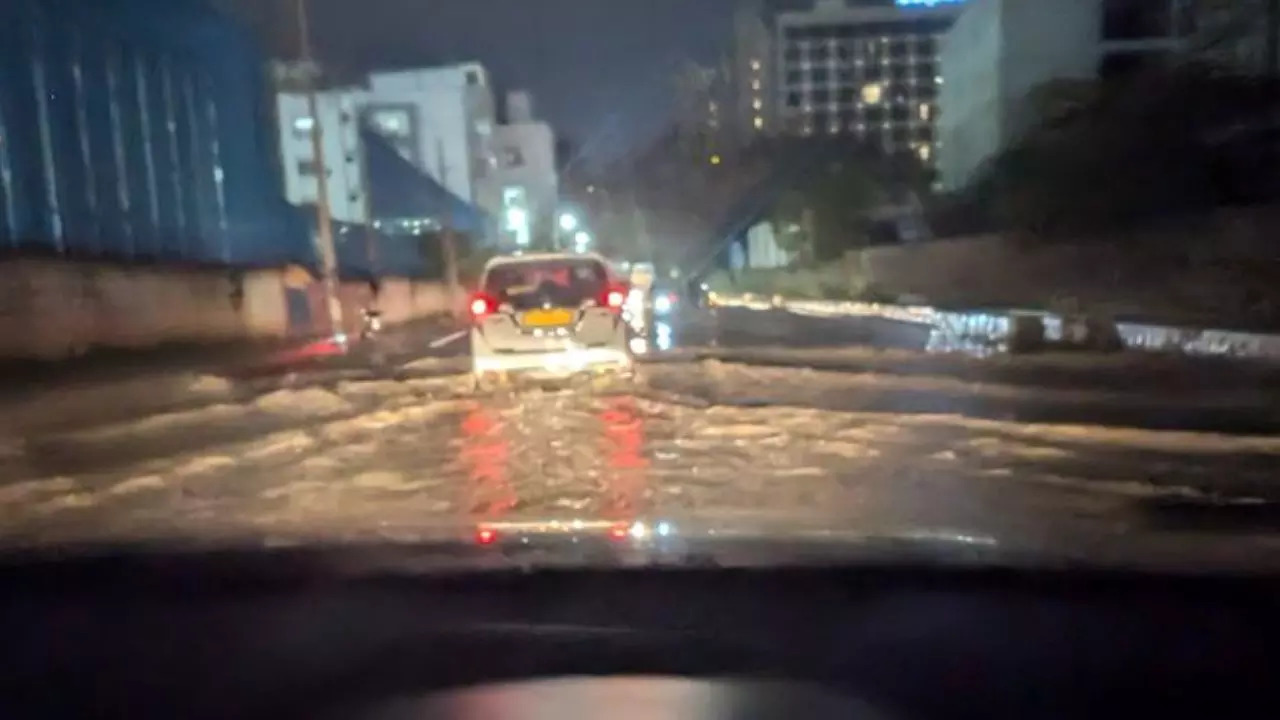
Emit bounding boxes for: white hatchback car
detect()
[469,252,633,386]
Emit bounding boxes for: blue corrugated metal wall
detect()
[328,218,442,281]
[0,0,312,266]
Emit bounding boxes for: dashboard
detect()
[0,546,1276,719]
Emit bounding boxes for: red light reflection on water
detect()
[459,404,516,519]
[598,396,649,519]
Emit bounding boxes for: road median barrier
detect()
[713,294,1280,361]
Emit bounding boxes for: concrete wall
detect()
[0,260,270,360]
[0,259,455,361]
[853,208,1280,326]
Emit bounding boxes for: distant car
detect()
[647,284,676,316]
[468,252,633,388]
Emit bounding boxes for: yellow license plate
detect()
[521,308,575,327]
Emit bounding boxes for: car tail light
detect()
[469,293,497,320]
[601,283,627,311]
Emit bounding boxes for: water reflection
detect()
[735,295,1280,360]
[455,393,653,522]
[598,396,650,519]
[459,404,515,518]
[655,322,674,351]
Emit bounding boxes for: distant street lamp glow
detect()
[558,212,579,232]
[573,230,591,251]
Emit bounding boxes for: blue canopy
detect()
[362,127,490,235]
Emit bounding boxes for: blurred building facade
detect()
[273,75,369,225]
[271,61,567,257]
[480,91,559,249]
[362,64,500,214]
[773,0,961,162]
[732,0,775,143]
[273,62,501,217]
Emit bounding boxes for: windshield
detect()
[4,0,1280,573]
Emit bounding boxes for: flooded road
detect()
[5,360,1280,553]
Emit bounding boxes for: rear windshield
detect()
[483,258,608,309]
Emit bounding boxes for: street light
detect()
[558,212,579,232]
[573,230,591,252]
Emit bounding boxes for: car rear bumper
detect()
[472,343,632,376]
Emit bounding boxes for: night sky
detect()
[223,0,808,165]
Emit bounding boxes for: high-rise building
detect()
[668,2,773,157]
[732,0,774,140]
[773,0,963,162]
[671,59,732,158]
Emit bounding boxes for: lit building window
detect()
[753,116,764,130]
[709,154,722,165]
[752,98,763,110]
[861,82,883,105]
[750,59,761,71]
[919,103,931,121]
[751,79,761,91]
[935,75,944,85]
[292,116,314,134]
[917,143,932,162]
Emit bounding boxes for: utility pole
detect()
[295,0,344,339]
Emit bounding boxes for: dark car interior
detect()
[0,544,1276,719]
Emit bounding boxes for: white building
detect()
[273,80,369,224]
[482,91,558,248]
[773,0,962,162]
[271,61,501,222]
[362,63,499,212]
[936,0,1187,191]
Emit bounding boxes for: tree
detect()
[592,127,929,273]
[971,63,1280,241]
